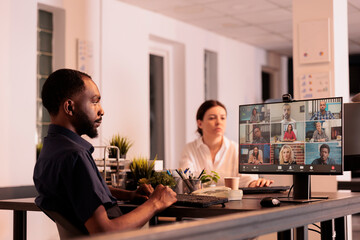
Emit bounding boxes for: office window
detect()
[36,10,53,144]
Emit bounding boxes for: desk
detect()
[84,192,360,240]
[0,198,40,240]
[2,192,360,240]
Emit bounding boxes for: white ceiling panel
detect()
[268,0,293,8]
[117,0,360,56]
[206,0,278,15]
[118,0,192,11]
[239,34,288,45]
[217,26,269,39]
[233,8,292,25]
[280,32,293,40]
[189,16,248,31]
[158,5,222,21]
[261,20,293,34]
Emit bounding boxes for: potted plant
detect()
[130,156,176,189]
[139,172,176,188]
[129,156,155,184]
[109,134,133,159]
[199,170,220,187]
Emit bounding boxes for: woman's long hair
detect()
[279,145,295,164]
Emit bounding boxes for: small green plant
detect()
[130,156,175,187]
[199,170,220,185]
[109,134,133,158]
[36,142,43,160]
[149,172,176,188]
[130,156,155,185]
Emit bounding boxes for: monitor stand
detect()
[280,175,328,203]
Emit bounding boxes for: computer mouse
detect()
[260,197,281,207]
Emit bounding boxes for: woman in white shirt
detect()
[179,100,273,187]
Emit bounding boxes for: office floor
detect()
[258,216,360,240]
[353,214,360,239]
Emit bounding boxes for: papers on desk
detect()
[192,186,243,200]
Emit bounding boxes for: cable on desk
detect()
[312,223,321,230]
[287,184,294,198]
[308,228,321,235]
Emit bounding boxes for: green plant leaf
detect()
[109,134,133,157]
[199,169,220,184]
[130,156,156,185]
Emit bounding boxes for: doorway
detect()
[149,54,165,161]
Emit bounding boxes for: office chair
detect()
[41,209,84,239]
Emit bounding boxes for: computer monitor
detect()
[239,97,343,201]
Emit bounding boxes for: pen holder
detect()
[183,179,202,194]
[173,177,184,194]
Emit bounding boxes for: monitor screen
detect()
[239,97,343,175]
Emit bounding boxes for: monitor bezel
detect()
[238,97,343,175]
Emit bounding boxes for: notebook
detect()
[174,194,228,208]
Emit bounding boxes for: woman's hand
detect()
[248,178,274,188]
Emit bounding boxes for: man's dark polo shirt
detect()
[33,124,121,234]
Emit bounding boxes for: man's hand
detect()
[148,184,177,212]
[87,185,176,234]
[132,184,154,202]
[248,178,274,188]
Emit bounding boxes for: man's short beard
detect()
[72,109,98,138]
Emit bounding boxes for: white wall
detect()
[0,0,286,238]
[0,0,37,187]
[101,0,271,152]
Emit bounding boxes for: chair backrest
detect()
[42,209,85,239]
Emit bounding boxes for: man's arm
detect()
[109,184,154,201]
[85,184,176,234]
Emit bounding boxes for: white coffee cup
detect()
[224,177,240,190]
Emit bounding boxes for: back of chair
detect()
[42,209,85,239]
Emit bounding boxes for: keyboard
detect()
[174,194,228,208]
[240,186,290,194]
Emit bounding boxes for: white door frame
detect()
[149,40,175,169]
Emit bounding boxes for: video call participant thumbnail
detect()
[311,144,336,165]
[310,100,335,120]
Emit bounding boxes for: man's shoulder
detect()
[39,135,89,165]
[328,158,337,164]
[311,158,321,164]
[326,111,335,117]
[281,118,296,123]
[46,133,88,152]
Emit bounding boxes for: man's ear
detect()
[64,100,74,116]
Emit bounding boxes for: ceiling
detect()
[117,0,360,56]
